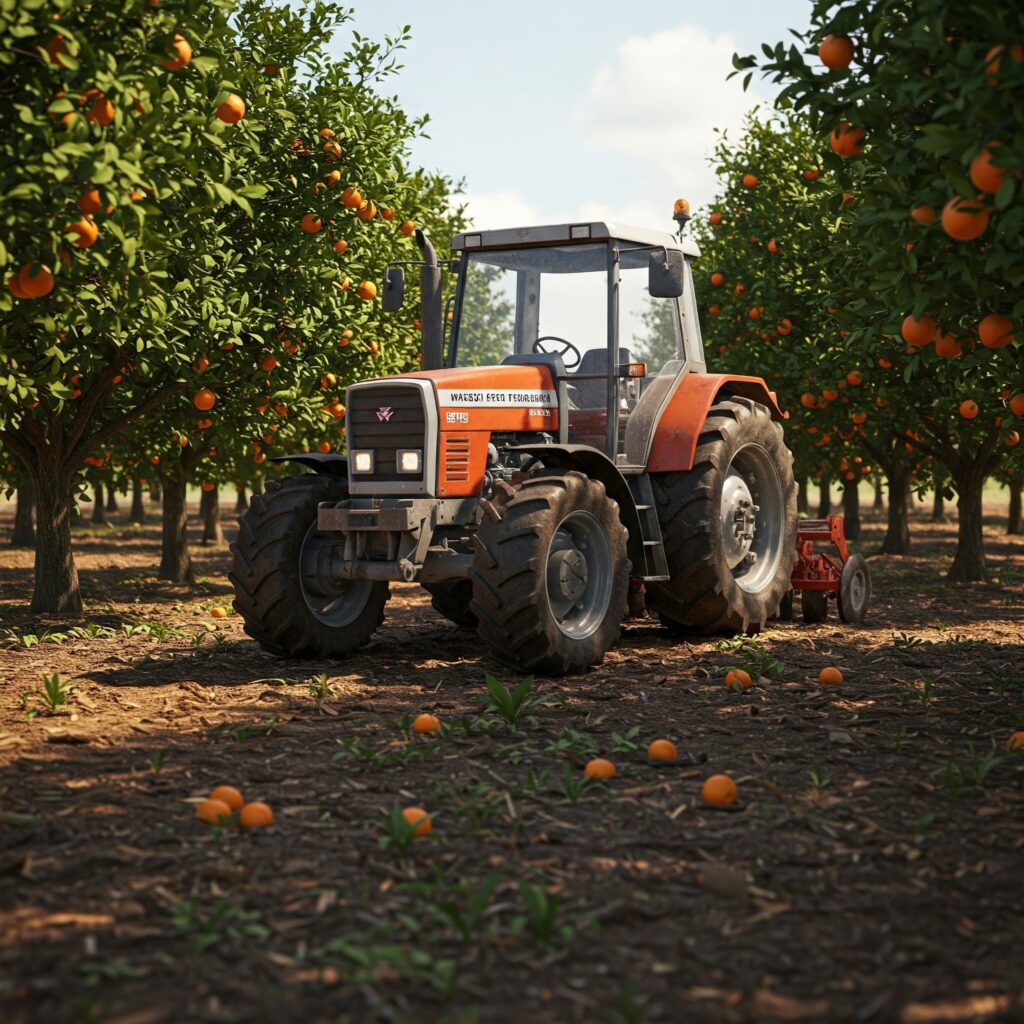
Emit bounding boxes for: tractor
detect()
[229,210,798,674]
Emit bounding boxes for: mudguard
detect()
[269,453,348,478]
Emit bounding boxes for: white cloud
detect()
[463,190,544,231]
[575,24,765,214]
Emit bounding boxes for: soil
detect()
[1,495,1023,1024]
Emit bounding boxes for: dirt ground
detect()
[1,493,1023,1024]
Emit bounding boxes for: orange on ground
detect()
[400,219,416,236]
[412,713,440,734]
[402,806,432,837]
[702,774,737,806]
[1007,731,1024,751]
[584,758,616,780]
[210,785,244,811]
[725,668,752,691]
[647,739,678,763]
[941,196,989,241]
[1010,393,1024,417]
[239,801,274,829]
[829,123,864,157]
[910,204,935,225]
[356,280,377,301]
[193,387,216,411]
[742,173,758,188]
[210,606,228,618]
[161,33,192,71]
[819,34,854,69]
[196,798,232,824]
[959,399,979,419]
[978,313,1013,349]
[216,93,246,124]
[18,262,55,299]
[901,314,937,347]
[301,213,322,234]
[818,666,843,685]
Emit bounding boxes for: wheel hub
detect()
[548,547,589,604]
[720,470,760,568]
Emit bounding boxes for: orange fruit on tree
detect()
[17,262,55,298]
[846,370,862,386]
[802,167,820,181]
[934,333,962,358]
[748,306,762,320]
[702,774,737,806]
[239,801,274,829]
[341,186,363,209]
[161,32,192,71]
[767,238,779,253]
[818,666,843,685]
[819,34,854,69]
[969,143,1005,194]
[1004,431,1020,447]
[45,34,69,65]
[7,273,29,299]
[333,239,348,254]
[84,91,115,126]
[584,758,616,780]
[196,798,232,824]
[984,43,1024,84]
[978,313,1014,349]
[710,272,724,287]
[734,283,746,296]
[910,204,935,225]
[260,355,278,372]
[1010,393,1024,416]
[852,411,868,425]
[216,93,246,124]
[822,389,838,402]
[356,280,377,301]
[66,217,99,248]
[901,314,937,346]
[742,173,758,188]
[725,668,752,690]
[381,207,395,221]
[941,196,989,241]
[317,441,331,453]
[193,388,216,411]
[301,213,322,234]
[777,318,792,336]
[800,392,817,409]
[413,713,440,734]
[77,188,103,215]
[324,170,341,187]
[1006,731,1024,751]
[210,785,244,811]
[829,123,864,157]
[647,739,678,762]
[400,219,416,236]
[709,211,723,226]
[402,806,432,837]
[357,200,378,221]
[959,399,979,419]
[708,304,720,316]
[195,355,210,373]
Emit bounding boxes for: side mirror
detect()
[382,266,405,312]
[648,249,684,298]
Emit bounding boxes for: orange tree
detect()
[740,0,1024,580]
[0,0,463,608]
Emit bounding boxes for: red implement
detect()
[787,515,871,624]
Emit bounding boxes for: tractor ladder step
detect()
[626,476,669,580]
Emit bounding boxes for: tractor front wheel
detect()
[230,475,389,657]
[470,472,630,675]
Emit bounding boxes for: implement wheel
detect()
[837,553,871,624]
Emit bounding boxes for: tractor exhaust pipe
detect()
[416,229,444,371]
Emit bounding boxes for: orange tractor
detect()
[230,210,799,673]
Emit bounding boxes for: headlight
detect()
[397,449,422,474]
[352,450,374,473]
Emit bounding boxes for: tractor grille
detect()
[443,434,471,483]
[346,384,427,484]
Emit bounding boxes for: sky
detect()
[335,1,812,235]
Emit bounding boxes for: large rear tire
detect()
[646,396,797,635]
[229,475,389,658]
[470,472,630,675]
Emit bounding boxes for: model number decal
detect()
[446,411,470,424]
[437,388,557,408]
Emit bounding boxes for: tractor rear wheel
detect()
[229,475,389,657]
[647,396,797,635]
[470,472,630,675]
[423,580,477,627]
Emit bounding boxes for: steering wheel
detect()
[533,335,582,371]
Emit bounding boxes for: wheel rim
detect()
[545,510,612,640]
[299,524,374,628]
[848,568,867,612]
[719,442,785,594]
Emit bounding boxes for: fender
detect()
[269,453,348,478]
[512,444,647,573]
[647,373,786,473]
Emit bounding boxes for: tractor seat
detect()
[571,347,633,408]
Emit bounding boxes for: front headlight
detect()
[352,450,374,473]
[397,449,422,474]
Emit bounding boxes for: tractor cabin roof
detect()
[451,221,700,260]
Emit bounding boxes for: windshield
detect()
[451,242,683,375]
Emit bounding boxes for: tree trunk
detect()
[11,483,36,547]
[931,490,946,523]
[842,480,860,540]
[873,478,884,511]
[816,477,831,517]
[1009,478,1022,535]
[201,486,223,545]
[235,486,248,515]
[105,482,119,512]
[149,481,161,504]
[30,461,82,613]
[881,464,911,554]
[158,466,195,584]
[130,477,147,524]
[90,478,106,524]
[948,473,987,582]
